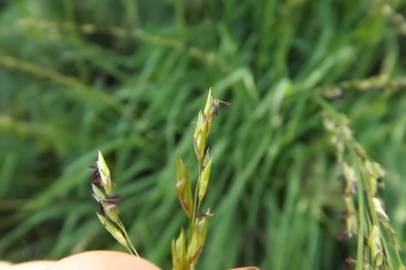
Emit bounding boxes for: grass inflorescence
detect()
[322,103,404,269]
[90,151,139,257]
[172,90,229,270]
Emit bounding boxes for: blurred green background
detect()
[0,0,406,269]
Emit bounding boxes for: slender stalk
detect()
[118,219,140,257]
[356,178,365,270]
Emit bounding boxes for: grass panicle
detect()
[172,89,227,270]
[323,109,405,270]
[90,151,140,257]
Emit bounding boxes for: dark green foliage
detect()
[0,1,405,269]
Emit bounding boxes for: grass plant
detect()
[172,90,228,270]
[321,101,404,269]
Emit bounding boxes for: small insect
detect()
[197,210,214,219]
[211,98,231,116]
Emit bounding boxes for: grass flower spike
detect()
[172,89,228,270]
[322,108,405,270]
[91,151,140,257]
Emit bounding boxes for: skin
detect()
[0,251,159,270]
[0,251,258,270]
[47,251,161,270]
[0,262,12,270]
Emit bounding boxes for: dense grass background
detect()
[1,0,406,269]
